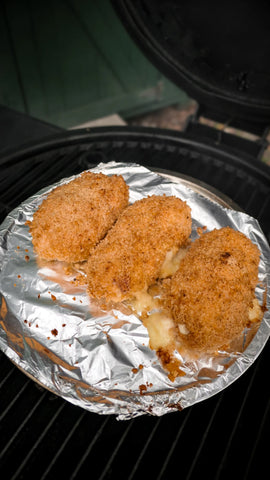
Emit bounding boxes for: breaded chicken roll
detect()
[164,227,261,352]
[29,172,129,263]
[87,195,191,302]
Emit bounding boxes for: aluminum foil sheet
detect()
[0,161,269,420]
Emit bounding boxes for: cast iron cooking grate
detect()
[0,128,269,479]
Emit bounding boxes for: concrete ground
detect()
[71,102,270,166]
[128,102,270,166]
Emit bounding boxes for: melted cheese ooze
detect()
[129,248,188,354]
[249,297,262,322]
[144,313,175,350]
[130,292,158,316]
[159,247,188,278]
[127,248,263,380]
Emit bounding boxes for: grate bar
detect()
[0,149,83,206]
[243,188,260,212]
[98,419,135,480]
[157,408,193,480]
[215,356,262,479]
[0,129,269,479]
[10,400,66,480]
[39,409,88,480]
[233,178,252,203]
[185,394,224,480]
[257,195,270,222]
[128,417,161,480]
[243,395,270,479]
[0,377,30,422]
[0,389,47,461]
[0,200,9,215]
[69,416,111,480]
[0,363,15,389]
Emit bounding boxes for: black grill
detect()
[0,126,269,479]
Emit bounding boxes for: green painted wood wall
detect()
[0,0,189,128]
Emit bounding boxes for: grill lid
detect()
[112,0,270,130]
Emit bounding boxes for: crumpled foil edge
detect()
[0,161,269,420]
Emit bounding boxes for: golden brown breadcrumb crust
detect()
[87,195,191,302]
[163,227,260,352]
[29,172,129,263]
